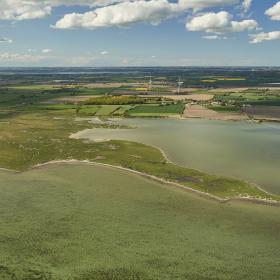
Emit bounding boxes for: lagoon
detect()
[72,118,280,195]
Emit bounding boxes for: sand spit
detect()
[0,159,278,206]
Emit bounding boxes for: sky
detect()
[0,0,279,67]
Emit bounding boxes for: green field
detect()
[112,105,134,116]
[84,96,144,105]
[207,105,242,112]
[95,105,120,116]
[213,89,280,107]
[77,106,100,116]
[128,104,184,117]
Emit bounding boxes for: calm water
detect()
[72,118,280,195]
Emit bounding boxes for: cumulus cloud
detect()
[0,37,12,43]
[53,0,181,29]
[48,0,126,7]
[242,0,253,13]
[0,0,261,45]
[178,0,239,11]
[100,51,109,55]
[186,11,258,34]
[203,35,226,40]
[0,0,51,20]
[52,0,242,30]
[265,1,280,21]
[250,31,280,44]
[0,0,241,25]
[0,0,127,20]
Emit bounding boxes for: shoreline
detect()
[0,159,278,206]
[70,123,277,200]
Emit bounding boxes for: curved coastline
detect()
[70,126,278,200]
[0,159,278,206]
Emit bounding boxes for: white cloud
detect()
[0,52,47,62]
[242,0,253,13]
[48,0,126,7]
[100,51,109,55]
[41,49,52,53]
[0,0,242,27]
[53,0,242,30]
[186,11,258,34]
[53,0,181,29]
[0,0,127,20]
[0,0,51,20]
[250,31,280,44]
[0,37,12,43]
[178,0,239,11]
[203,35,226,40]
[265,1,280,21]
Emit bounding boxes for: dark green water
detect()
[72,118,280,195]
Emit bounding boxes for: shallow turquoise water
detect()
[73,118,280,195]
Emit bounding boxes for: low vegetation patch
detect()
[128,103,184,116]
[207,105,242,112]
[84,96,145,105]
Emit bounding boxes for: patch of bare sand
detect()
[183,105,248,121]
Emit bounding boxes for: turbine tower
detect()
[177,76,184,94]
[148,75,152,91]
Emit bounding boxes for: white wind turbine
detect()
[148,75,152,91]
[177,76,184,94]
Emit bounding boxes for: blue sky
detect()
[0,0,279,66]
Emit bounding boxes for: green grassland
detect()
[95,105,120,116]
[0,164,280,280]
[0,111,277,201]
[84,96,145,105]
[128,104,185,117]
[207,105,242,112]
[213,89,280,106]
[113,105,135,116]
[25,103,184,117]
